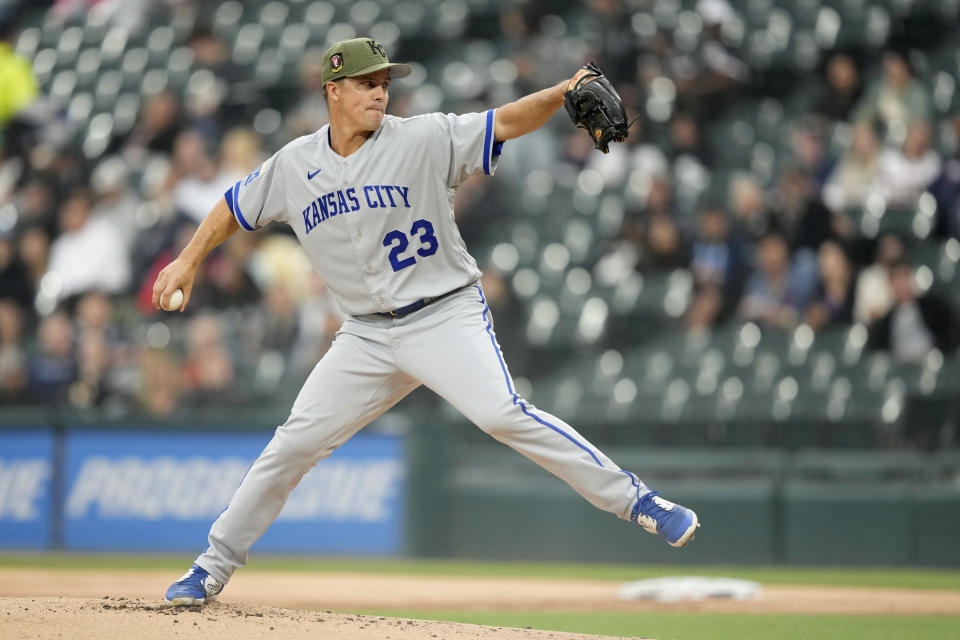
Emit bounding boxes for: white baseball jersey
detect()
[225,110,502,315]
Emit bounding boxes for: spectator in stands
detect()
[928,112,960,238]
[45,188,132,302]
[686,203,749,330]
[854,49,931,136]
[813,52,863,122]
[666,110,713,173]
[738,230,815,329]
[167,129,236,224]
[0,135,19,202]
[0,230,32,307]
[289,273,345,378]
[768,165,829,249]
[17,225,48,299]
[25,309,76,404]
[254,283,300,361]
[869,259,959,362]
[203,234,262,309]
[674,0,748,116]
[874,119,942,206]
[286,51,330,139]
[90,155,140,252]
[0,299,26,403]
[219,127,264,180]
[188,26,263,127]
[854,233,904,325]
[594,211,645,287]
[593,180,682,284]
[181,312,236,406]
[454,172,506,249]
[663,112,713,214]
[69,331,111,409]
[822,121,883,213]
[74,290,119,345]
[789,117,833,190]
[640,213,689,273]
[137,347,181,417]
[728,172,771,242]
[0,18,38,128]
[624,136,670,192]
[644,174,680,220]
[804,240,855,331]
[11,177,58,236]
[122,89,183,161]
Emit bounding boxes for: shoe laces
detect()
[178,566,220,591]
[631,491,675,532]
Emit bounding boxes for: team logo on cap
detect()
[366,39,385,58]
[330,53,343,73]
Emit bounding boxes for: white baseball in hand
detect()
[164,288,184,311]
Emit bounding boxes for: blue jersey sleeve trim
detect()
[492,140,504,157]
[226,181,255,231]
[483,109,494,175]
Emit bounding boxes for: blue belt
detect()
[376,288,459,318]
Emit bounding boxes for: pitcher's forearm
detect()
[180,198,241,267]
[493,79,568,141]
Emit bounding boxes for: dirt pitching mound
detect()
[0,597,641,640]
[3,568,959,616]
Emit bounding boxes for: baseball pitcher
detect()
[156,38,698,606]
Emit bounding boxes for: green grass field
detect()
[3,553,958,590]
[2,554,958,640]
[352,610,959,640]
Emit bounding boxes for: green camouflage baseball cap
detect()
[321,38,412,86]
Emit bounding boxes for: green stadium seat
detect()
[15,26,40,60]
[304,2,338,41]
[66,92,94,125]
[120,48,148,88]
[259,1,291,43]
[146,26,177,65]
[214,1,246,40]
[278,23,310,59]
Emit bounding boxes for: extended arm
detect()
[493,79,568,141]
[151,197,240,311]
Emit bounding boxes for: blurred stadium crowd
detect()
[1,0,960,446]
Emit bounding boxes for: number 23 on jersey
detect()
[382,219,438,272]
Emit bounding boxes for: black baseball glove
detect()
[563,63,629,154]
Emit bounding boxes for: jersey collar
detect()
[325,121,385,161]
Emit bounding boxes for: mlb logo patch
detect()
[243,165,262,186]
[330,53,343,73]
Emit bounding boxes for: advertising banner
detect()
[64,430,404,553]
[0,429,53,548]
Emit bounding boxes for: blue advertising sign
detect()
[0,429,53,548]
[64,430,405,553]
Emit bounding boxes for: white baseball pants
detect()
[196,285,646,582]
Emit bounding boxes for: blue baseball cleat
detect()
[165,564,224,605]
[632,491,700,547]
